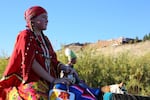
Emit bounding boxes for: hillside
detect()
[63,40,150,56]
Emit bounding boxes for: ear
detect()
[30,19,35,24]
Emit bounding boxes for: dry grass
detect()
[92,41,150,57]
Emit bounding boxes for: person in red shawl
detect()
[0,6,76,100]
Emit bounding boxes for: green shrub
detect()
[57,48,150,96]
[0,58,8,78]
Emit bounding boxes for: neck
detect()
[33,29,42,36]
[31,26,41,35]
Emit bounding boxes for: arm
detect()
[32,59,55,83]
[32,59,71,84]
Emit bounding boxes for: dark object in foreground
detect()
[103,92,150,100]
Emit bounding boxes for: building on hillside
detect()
[97,37,142,48]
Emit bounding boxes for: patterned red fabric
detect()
[3,29,59,84]
[0,29,60,99]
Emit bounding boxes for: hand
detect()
[65,66,78,77]
[53,77,72,85]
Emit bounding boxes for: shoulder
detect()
[18,29,33,38]
[16,29,35,43]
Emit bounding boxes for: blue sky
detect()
[0,0,150,56]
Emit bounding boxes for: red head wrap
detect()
[24,6,47,28]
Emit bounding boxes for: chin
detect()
[42,27,47,30]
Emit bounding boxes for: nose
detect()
[46,19,48,23]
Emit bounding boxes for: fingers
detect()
[64,66,71,73]
[63,77,72,85]
[64,66,78,76]
[54,78,71,85]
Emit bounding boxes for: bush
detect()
[0,58,8,78]
[57,48,150,96]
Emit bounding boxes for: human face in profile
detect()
[32,13,48,31]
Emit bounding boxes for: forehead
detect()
[33,13,48,19]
